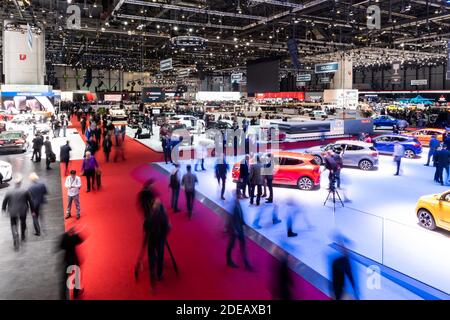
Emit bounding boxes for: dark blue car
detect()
[372,134,422,158]
[373,115,398,128]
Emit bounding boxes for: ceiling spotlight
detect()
[173,26,179,31]
[67,0,72,3]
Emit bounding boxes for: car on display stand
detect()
[372,115,407,129]
[304,140,379,171]
[0,131,29,153]
[169,123,194,146]
[372,134,422,158]
[109,107,127,121]
[205,121,234,140]
[404,128,446,146]
[416,191,450,231]
[232,151,321,191]
[169,115,206,134]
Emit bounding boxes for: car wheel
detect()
[313,155,323,165]
[417,209,436,230]
[297,177,313,191]
[358,159,373,171]
[404,149,415,158]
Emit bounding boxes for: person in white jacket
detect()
[194,141,207,171]
[65,170,82,219]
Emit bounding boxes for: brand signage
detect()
[319,77,332,84]
[142,87,166,103]
[411,79,428,86]
[315,62,339,74]
[231,73,243,84]
[391,61,401,84]
[297,74,311,82]
[178,68,190,78]
[160,58,173,72]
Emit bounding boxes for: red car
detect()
[232,151,321,191]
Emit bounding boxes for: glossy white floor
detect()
[157,147,450,299]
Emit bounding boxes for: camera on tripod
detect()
[329,171,338,192]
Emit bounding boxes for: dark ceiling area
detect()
[1,0,449,75]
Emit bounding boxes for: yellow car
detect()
[416,191,450,231]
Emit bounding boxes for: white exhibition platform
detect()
[156,147,450,299]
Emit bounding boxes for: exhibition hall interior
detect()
[1,0,450,302]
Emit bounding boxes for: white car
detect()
[0,160,12,183]
[169,115,206,133]
[109,107,127,120]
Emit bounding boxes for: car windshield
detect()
[0,132,22,139]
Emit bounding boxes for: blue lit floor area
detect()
[156,148,450,300]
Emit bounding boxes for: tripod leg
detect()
[335,190,344,207]
[323,191,332,206]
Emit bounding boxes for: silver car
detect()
[304,140,379,170]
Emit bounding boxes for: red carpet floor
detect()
[59,118,329,300]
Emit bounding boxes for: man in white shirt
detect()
[65,169,82,219]
[393,142,405,176]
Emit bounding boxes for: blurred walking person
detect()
[102,134,113,162]
[60,141,72,176]
[113,134,126,162]
[169,164,181,213]
[2,176,34,251]
[330,234,359,300]
[271,252,293,300]
[226,196,252,270]
[136,182,170,290]
[181,165,198,219]
[264,153,274,203]
[28,173,48,236]
[60,227,85,300]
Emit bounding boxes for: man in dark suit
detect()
[238,155,250,198]
[2,176,34,250]
[27,173,48,236]
[44,136,53,170]
[249,155,264,206]
[60,141,72,175]
[434,145,450,185]
[31,134,44,162]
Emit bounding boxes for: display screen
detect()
[142,87,166,103]
[246,57,280,96]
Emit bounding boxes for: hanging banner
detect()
[315,62,339,74]
[178,68,190,78]
[447,40,450,80]
[297,74,311,82]
[231,73,243,84]
[391,61,401,84]
[411,79,427,86]
[27,24,33,50]
[160,58,173,72]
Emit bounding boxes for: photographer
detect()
[323,150,338,190]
